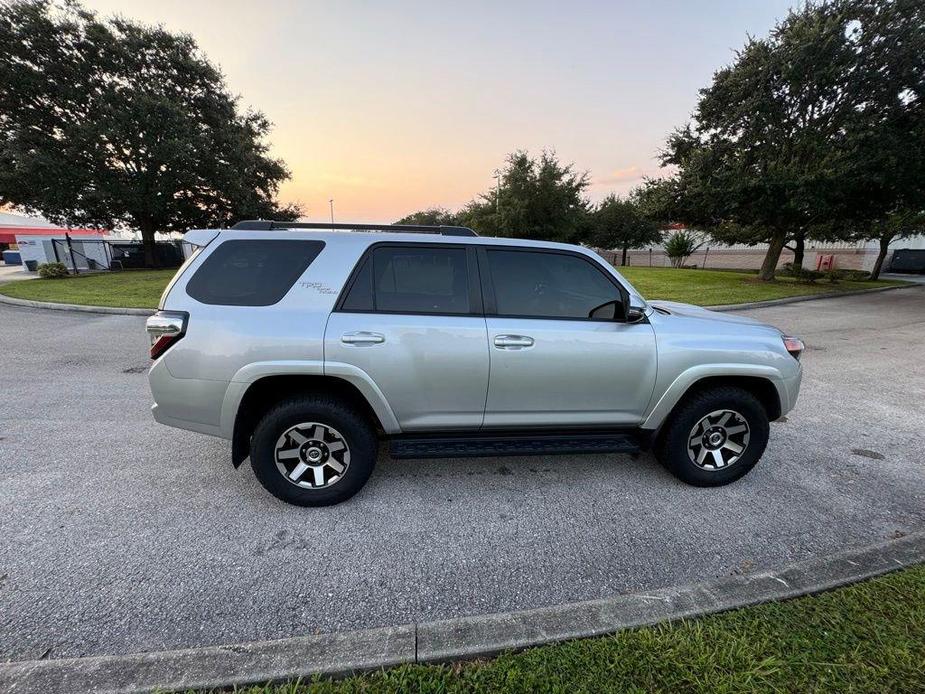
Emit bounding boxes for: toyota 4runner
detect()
[147,221,803,506]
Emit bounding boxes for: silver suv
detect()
[147,221,803,506]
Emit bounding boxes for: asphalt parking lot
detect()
[1,288,924,661]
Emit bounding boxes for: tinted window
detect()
[486,250,622,319]
[340,246,471,314]
[186,240,324,306]
[340,256,373,311]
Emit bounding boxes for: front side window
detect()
[486,249,623,319]
[186,239,324,306]
[340,246,471,314]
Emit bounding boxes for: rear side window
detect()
[186,240,324,306]
[339,246,471,314]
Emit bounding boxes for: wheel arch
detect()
[229,373,394,468]
[641,367,784,446]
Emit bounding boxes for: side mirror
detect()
[626,305,647,322]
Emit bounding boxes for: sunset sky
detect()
[83,0,797,223]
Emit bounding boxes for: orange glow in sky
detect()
[82,0,797,223]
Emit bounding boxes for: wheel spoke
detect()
[725,424,747,436]
[311,466,326,487]
[277,448,301,460]
[717,412,732,427]
[327,440,346,453]
[327,459,345,474]
[723,441,744,454]
[310,425,325,442]
[697,447,709,464]
[288,430,309,445]
[711,449,725,468]
[289,461,310,481]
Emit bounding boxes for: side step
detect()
[389,432,641,459]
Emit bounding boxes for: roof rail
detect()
[231,220,478,237]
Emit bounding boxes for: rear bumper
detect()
[148,358,229,438]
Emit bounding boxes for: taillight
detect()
[146,311,188,359]
[782,336,804,360]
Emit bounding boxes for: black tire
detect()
[250,395,377,506]
[655,386,770,487]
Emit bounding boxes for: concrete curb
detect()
[0,293,154,316]
[1,279,917,318]
[709,283,918,312]
[2,531,922,694]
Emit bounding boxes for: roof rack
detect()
[231,220,478,237]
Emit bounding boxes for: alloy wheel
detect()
[274,422,351,489]
[687,409,750,470]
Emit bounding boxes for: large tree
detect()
[0,0,299,266]
[589,193,662,265]
[460,150,591,242]
[658,0,925,280]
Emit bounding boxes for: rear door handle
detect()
[341,331,385,345]
[493,335,534,349]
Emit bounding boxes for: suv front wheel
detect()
[250,395,377,506]
[655,386,770,487]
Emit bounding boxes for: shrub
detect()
[781,262,824,283]
[663,231,703,268]
[37,262,69,279]
[825,269,841,284]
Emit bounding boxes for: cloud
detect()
[594,166,645,186]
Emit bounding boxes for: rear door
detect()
[480,247,657,428]
[324,243,489,431]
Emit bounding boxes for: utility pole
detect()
[492,170,503,231]
[329,199,334,226]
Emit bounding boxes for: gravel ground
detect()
[1,288,923,661]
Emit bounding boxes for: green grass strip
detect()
[0,266,907,310]
[201,564,925,694]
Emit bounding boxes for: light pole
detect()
[492,170,501,214]
[329,199,334,226]
[492,169,503,231]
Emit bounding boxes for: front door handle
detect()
[341,331,385,345]
[494,334,534,349]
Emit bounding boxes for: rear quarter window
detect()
[185,239,324,306]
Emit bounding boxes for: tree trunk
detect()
[621,245,628,266]
[758,232,787,281]
[869,234,893,281]
[792,235,805,272]
[140,220,158,268]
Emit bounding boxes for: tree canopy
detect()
[394,207,460,226]
[397,150,592,243]
[589,193,662,266]
[0,0,300,265]
[656,0,925,280]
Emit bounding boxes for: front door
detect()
[325,243,489,431]
[480,248,657,428]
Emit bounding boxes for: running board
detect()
[389,432,640,459]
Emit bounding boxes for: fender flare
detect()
[641,363,789,431]
[219,360,401,439]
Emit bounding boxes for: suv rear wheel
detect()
[250,395,377,506]
[655,386,770,487]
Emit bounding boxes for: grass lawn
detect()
[620,266,906,306]
[0,266,908,310]
[203,564,925,693]
[0,268,175,308]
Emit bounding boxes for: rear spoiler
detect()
[184,229,221,247]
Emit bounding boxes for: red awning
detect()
[0,226,107,245]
